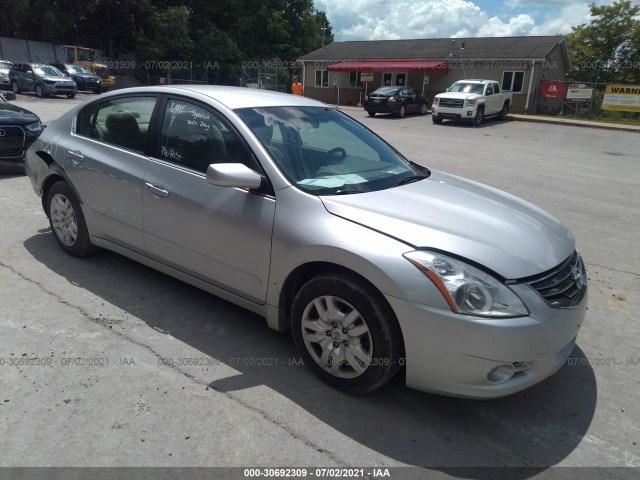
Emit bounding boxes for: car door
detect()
[142,97,275,304]
[68,95,159,252]
[484,83,500,114]
[405,88,419,112]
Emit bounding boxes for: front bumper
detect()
[432,105,478,121]
[386,282,587,398]
[43,83,77,96]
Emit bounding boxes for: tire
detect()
[367,111,376,117]
[397,105,406,118]
[35,84,47,98]
[432,116,443,124]
[500,102,509,121]
[67,93,76,99]
[419,103,428,115]
[11,81,21,94]
[46,182,96,257]
[291,273,404,393]
[473,106,484,126]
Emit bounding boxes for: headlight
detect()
[433,98,439,105]
[404,251,529,318]
[466,99,477,106]
[24,121,42,133]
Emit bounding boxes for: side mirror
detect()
[206,163,263,190]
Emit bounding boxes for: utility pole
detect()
[321,22,327,48]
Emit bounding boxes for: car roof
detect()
[101,85,328,110]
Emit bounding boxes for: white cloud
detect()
[315,0,600,40]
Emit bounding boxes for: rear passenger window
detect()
[159,99,258,174]
[75,96,157,153]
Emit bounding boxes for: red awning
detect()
[327,60,448,73]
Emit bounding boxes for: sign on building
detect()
[537,81,568,100]
[567,84,593,101]
[602,85,640,112]
[360,72,374,83]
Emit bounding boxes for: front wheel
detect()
[473,107,484,126]
[291,274,404,393]
[35,84,47,98]
[419,103,428,115]
[367,110,376,117]
[432,116,443,124]
[67,93,76,99]
[11,81,21,94]
[46,182,96,257]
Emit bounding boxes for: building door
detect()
[383,73,392,86]
[395,73,407,86]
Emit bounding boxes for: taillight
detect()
[364,95,368,101]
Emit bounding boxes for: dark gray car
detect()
[9,63,77,98]
[50,62,102,93]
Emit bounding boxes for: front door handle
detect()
[145,182,169,198]
[68,150,84,165]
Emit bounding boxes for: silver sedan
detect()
[25,86,587,398]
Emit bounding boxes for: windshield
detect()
[448,82,485,94]
[236,106,425,195]
[67,64,89,74]
[34,66,63,77]
[371,87,401,96]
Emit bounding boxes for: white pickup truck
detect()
[432,80,512,126]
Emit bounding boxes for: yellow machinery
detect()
[63,45,116,90]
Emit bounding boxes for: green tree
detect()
[567,0,640,84]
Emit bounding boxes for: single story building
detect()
[297,35,570,114]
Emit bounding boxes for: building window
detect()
[315,69,328,87]
[502,71,525,93]
[349,72,362,88]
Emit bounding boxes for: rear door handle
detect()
[145,182,169,198]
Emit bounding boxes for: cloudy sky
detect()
[315,0,618,41]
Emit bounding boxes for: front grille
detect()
[0,126,25,158]
[439,98,464,108]
[528,251,587,309]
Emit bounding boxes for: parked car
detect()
[50,62,102,93]
[25,86,587,398]
[0,60,13,88]
[9,63,77,98]
[0,93,43,172]
[364,86,429,117]
[432,80,512,126]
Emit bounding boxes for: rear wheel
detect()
[291,273,404,393]
[500,102,509,121]
[46,182,96,257]
[397,105,406,118]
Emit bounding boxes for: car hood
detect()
[437,92,482,99]
[0,102,39,124]
[43,76,75,83]
[75,73,100,80]
[320,170,574,279]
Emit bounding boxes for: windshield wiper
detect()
[389,174,427,188]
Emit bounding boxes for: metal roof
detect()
[299,36,567,62]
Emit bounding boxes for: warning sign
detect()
[537,81,568,100]
[602,84,640,112]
